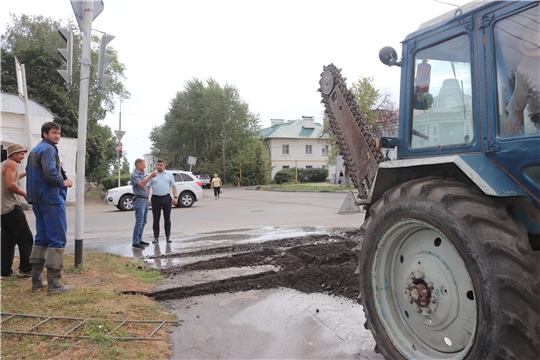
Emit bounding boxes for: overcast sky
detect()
[2,0,470,170]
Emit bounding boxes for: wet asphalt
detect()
[24,187,383,359]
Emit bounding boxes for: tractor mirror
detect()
[379,46,400,67]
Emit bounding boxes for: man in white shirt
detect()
[147,159,177,243]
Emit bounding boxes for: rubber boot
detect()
[29,246,48,292]
[44,248,74,294]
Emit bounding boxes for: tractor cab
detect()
[379,1,540,211]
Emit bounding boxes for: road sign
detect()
[71,0,104,32]
[114,130,125,141]
[188,156,197,165]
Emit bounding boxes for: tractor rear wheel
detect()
[357,177,540,359]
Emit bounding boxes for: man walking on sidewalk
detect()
[26,122,74,294]
[1,144,34,279]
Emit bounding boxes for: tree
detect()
[150,77,272,184]
[121,157,130,174]
[323,76,398,165]
[350,76,398,139]
[0,13,130,181]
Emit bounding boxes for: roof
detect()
[261,119,326,139]
[1,92,55,118]
[404,1,494,41]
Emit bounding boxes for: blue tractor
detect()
[320,1,539,358]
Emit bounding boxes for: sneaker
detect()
[17,270,32,278]
[152,238,158,244]
[166,237,172,243]
[132,243,145,249]
[139,240,150,246]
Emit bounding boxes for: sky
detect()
[2,0,471,170]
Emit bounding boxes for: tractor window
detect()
[410,35,474,149]
[494,5,540,138]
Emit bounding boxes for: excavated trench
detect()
[147,230,363,301]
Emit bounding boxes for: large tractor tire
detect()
[357,177,540,359]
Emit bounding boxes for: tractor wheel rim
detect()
[372,219,477,358]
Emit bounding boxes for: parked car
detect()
[105,170,203,211]
[196,174,211,189]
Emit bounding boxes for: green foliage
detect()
[350,76,379,126]
[274,169,296,184]
[151,77,272,185]
[101,173,131,190]
[297,168,328,182]
[121,157,130,174]
[1,13,130,182]
[274,168,328,184]
[322,76,398,167]
[349,75,398,139]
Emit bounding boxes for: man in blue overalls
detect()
[26,122,74,294]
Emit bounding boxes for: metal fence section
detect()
[0,312,178,340]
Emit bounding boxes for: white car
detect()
[105,170,203,211]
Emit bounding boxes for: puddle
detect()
[84,225,354,261]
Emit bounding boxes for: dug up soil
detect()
[149,230,363,301]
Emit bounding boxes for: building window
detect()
[282,165,290,169]
[306,165,313,169]
[282,144,289,155]
[322,145,329,156]
[305,145,312,155]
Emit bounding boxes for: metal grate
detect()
[0,312,178,340]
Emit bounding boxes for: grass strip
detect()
[1,253,177,360]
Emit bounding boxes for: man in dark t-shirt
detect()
[130,158,156,249]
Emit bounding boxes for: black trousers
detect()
[1,205,33,276]
[151,195,172,238]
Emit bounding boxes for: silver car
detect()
[105,170,203,211]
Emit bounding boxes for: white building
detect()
[261,116,335,180]
[1,92,78,203]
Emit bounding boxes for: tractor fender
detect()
[367,154,540,235]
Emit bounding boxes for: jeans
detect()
[1,206,33,275]
[151,195,172,238]
[132,198,148,245]
[32,202,67,248]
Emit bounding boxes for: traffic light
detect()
[97,33,115,89]
[117,146,123,159]
[57,27,73,86]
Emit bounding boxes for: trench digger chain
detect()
[318,64,385,200]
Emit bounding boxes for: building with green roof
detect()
[261,116,334,180]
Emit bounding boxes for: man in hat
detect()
[1,144,34,279]
[26,122,74,294]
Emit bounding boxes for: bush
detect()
[274,169,296,184]
[273,168,328,184]
[298,168,328,182]
[101,173,131,190]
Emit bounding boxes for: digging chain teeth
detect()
[319,64,385,199]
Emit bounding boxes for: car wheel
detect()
[176,192,194,208]
[118,194,134,211]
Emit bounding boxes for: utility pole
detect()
[221,122,226,183]
[114,99,126,186]
[118,99,122,187]
[74,0,94,267]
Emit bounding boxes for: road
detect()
[25,187,365,255]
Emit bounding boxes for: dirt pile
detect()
[150,231,363,301]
